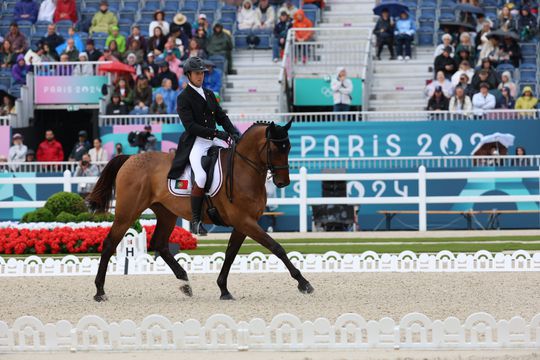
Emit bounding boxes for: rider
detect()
[169,56,239,235]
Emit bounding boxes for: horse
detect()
[86,120,314,301]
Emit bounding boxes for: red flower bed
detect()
[0,225,197,255]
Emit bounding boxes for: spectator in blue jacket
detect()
[272,11,292,62]
[153,78,178,114]
[12,54,30,85]
[203,59,222,94]
[14,0,39,23]
[55,27,84,54]
[394,11,415,61]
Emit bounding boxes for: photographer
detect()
[74,153,100,198]
[129,125,157,153]
[331,66,353,113]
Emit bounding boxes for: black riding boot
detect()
[190,186,208,236]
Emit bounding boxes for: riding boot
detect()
[190,185,208,236]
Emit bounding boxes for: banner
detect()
[35,76,109,104]
[293,77,363,106]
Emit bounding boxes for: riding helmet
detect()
[183,56,208,73]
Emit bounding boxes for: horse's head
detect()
[265,120,292,188]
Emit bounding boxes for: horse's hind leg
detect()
[216,229,246,300]
[151,203,192,297]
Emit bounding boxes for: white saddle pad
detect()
[167,149,223,198]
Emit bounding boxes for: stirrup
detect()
[190,221,208,236]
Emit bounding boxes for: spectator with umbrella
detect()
[498,35,522,68]
[373,8,395,60]
[455,2,484,27]
[394,10,415,61]
[516,6,537,41]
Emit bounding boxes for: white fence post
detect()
[299,167,308,232]
[418,165,427,232]
[63,170,72,193]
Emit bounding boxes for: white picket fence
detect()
[1,312,540,351]
[1,250,539,277]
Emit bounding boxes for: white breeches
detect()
[189,136,221,188]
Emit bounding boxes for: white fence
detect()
[1,312,540,351]
[1,250,540,277]
[33,61,112,77]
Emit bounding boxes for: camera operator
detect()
[138,124,157,153]
[74,153,100,198]
[331,66,353,113]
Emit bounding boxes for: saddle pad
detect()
[167,150,223,198]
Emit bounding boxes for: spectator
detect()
[475,21,492,65]
[150,93,167,114]
[149,10,169,37]
[113,143,123,157]
[497,71,517,98]
[278,0,298,18]
[449,85,472,114]
[11,55,30,85]
[0,40,15,69]
[125,53,142,78]
[14,0,39,23]
[434,33,454,58]
[40,24,65,51]
[133,76,153,107]
[106,93,129,115]
[206,23,234,74]
[85,39,102,61]
[106,26,126,54]
[394,11,415,61]
[73,52,94,75]
[107,40,122,59]
[472,82,496,116]
[515,86,538,115]
[59,38,79,61]
[115,78,134,109]
[194,28,208,50]
[454,32,476,64]
[90,0,118,35]
[188,38,207,59]
[148,26,166,55]
[292,9,313,64]
[56,53,73,75]
[145,52,158,74]
[165,49,182,78]
[255,0,276,30]
[130,101,149,115]
[203,59,222,93]
[88,138,108,163]
[152,60,179,90]
[68,130,91,161]
[272,11,291,62]
[374,9,394,60]
[434,46,457,79]
[171,13,192,39]
[37,130,64,161]
[5,23,28,54]
[40,43,59,62]
[331,66,353,112]
[8,133,27,163]
[166,28,188,58]
[425,71,454,99]
[61,27,84,52]
[74,153,100,197]
[193,14,212,37]
[37,0,56,23]
[498,36,521,68]
[498,86,515,109]
[516,6,537,41]
[238,0,257,30]
[512,146,530,166]
[472,69,497,93]
[53,0,77,23]
[137,125,157,153]
[127,25,147,55]
[427,86,449,113]
[451,60,474,86]
[1,95,16,115]
[154,78,177,114]
[25,149,35,162]
[498,5,515,32]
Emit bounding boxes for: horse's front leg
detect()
[237,219,314,294]
[216,228,246,300]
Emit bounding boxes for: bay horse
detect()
[86,121,314,301]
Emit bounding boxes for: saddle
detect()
[199,146,220,192]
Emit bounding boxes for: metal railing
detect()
[0,116,9,126]
[3,156,540,174]
[98,109,540,126]
[33,61,112,76]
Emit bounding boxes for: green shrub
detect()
[55,211,78,223]
[131,220,142,232]
[21,208,55,223]
[45,192,87,216]
[75,212,94,222]
[93,212,115,222]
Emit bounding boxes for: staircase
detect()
[221,50,281,114]
[322,0,376,27]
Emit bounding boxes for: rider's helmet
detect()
[183,56,208,74]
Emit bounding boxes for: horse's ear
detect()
[283,119,293,131]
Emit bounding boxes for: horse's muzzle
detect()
[275,180,290,188]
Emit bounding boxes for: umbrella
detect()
[486,29,520,40]
[373,2,409,18]
[439,21,476,33]
[98,61,136,74]
[454,3,485,15]
[472,132,515,155]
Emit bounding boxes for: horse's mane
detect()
[240,121,288,141]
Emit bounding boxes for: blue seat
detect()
[18,25,32,38]
[204,12,215,23]
[520,71,536,82]
[520,63,537,71]
[220,11,236,23]
[417,30,434,46]
[182,0,199,12]
[496,63,515,73]
[163,0,179,12]
[521,43,537,57]
[438,13,455,22]
[35,23,49,35]
[222,4,236,12]
[0,76,11,90]
[208,54,226,72]
[420,0,437,9]
[521,56,536,64]
[200,2,218,12]
[221,21,234,32]
[9,84,21,98]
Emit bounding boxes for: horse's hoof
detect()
[94,294,108,302]
[180,284,193,297]
[298,282,314,294]
[220,293,235,300]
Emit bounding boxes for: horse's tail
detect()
[87,155,131,213]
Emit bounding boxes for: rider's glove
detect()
[214,130,229,141]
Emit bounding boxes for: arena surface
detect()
[1,272,539,323]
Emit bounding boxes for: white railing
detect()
[33,61,111,76]
[1,167,539,232]
[97,109,540,126]
[1,312,539,351]
[0,115,9,126]
[2,250,540,276]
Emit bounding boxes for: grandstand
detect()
[0,0,540,231]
